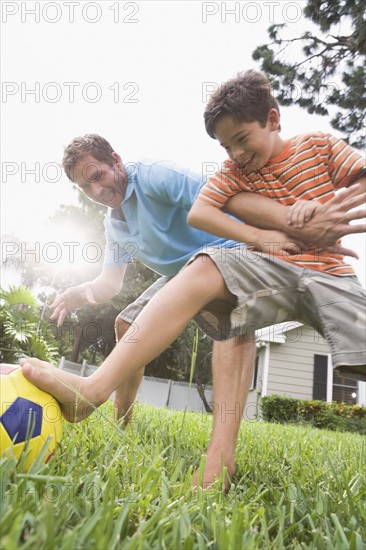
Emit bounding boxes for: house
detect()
[242,322,366,420]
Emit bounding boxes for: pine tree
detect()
[252,0,366,148]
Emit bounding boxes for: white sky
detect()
[1,1,365,287]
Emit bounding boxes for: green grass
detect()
[1,403,365,549]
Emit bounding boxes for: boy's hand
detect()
[287,200,320,228]
[50,284,98,327]
[287,186,365,257]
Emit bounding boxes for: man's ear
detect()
[111,151,123,168]
[112,151,124,172]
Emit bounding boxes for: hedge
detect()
[261,394,366,435]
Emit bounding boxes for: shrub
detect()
[261,394,300,423]
[261,395,366,435]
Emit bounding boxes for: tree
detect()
[145,321,212,386]
[1,233,45,290]
[252,0,366,148]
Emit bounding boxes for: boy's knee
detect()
[115,316,132,342]
[189,255,232,300]
[190,254,221,278]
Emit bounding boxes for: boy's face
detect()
[213,109,282,172]
[71,152,128,208]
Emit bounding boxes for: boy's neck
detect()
[271,134,287,159]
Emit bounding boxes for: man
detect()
[49,133,364,489]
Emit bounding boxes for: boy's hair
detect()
[204,69,281,138]
[62,134,115,181]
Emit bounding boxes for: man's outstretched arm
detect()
[50,265,127,326]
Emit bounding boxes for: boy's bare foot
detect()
[19,357,106,423]
[192,449,236,492]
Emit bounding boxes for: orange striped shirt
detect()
[199,132,365,276]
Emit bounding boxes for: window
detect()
[332,370,358,404]
[313,354,359,404]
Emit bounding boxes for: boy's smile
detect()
[213,109,284,172]
[72,152,128,209]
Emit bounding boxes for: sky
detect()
[1,0,365,288]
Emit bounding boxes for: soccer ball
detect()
[0,363,62,470]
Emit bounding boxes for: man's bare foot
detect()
[19,358,106,423]
[192,450,236,492]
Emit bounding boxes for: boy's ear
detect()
[268,108,280,131]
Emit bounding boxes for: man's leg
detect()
[193,334,256,491]
[116,315,256,484]
[114,318,144,425]
[113,276,171,424]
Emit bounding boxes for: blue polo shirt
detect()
[103,160,238,277]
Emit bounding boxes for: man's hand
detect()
[50,266,126,326]
[287,200,320,228]
[50,284,98,327]
[248,230,308,256]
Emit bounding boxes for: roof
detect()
[255,322,303,344]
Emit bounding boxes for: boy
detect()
[186,69,366,381]
[188,70,366,270]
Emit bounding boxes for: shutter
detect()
[313,354,328,401]
[250,355,260,391]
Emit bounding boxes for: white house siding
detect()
[265,325,330,401]
[243,390,260,420]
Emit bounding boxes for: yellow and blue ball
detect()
[0,363,62,469]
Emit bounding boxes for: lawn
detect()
[1,403,365,549]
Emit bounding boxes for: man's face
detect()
[72,152,127,208]
[213,109,282,173]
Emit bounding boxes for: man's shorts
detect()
[116,275,238,341]
[117,276,172,324]
[186,246,366,381]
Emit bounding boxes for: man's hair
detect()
[204,69,281,138]
[62,134,115,181]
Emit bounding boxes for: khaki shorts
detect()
[118,246,366,381]
[117,275,236,341]
[117,276,172,324]
[187,246,366,381]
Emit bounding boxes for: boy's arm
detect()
[188,198,264,243]
[224,181,366,247]
[187,198,306,254]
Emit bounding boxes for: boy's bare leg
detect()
[20,257,236,422]
[193,335,256,491]
[19,356,105,422]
